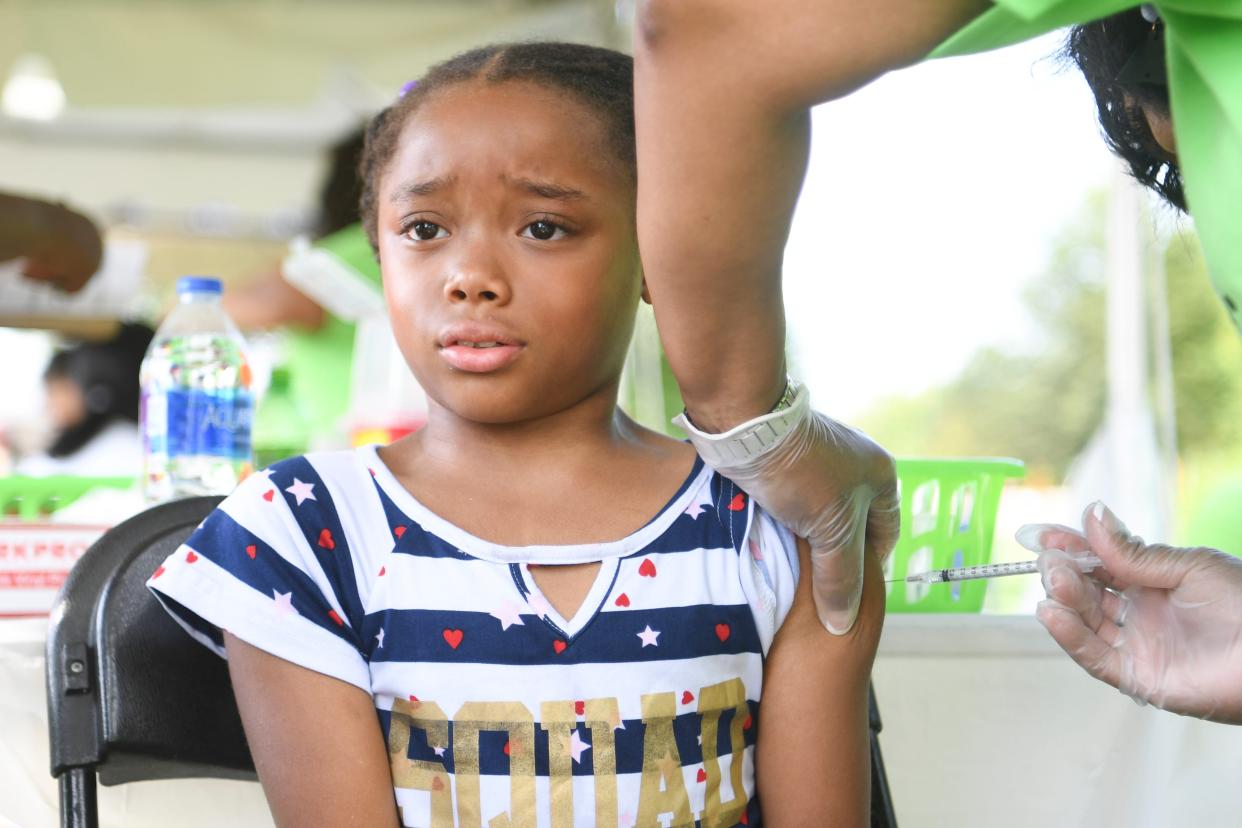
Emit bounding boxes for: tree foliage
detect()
[858,199,1242,483]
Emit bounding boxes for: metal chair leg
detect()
[869,683,898,828]
[59,767,98,828]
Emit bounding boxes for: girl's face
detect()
[376,79,643,426]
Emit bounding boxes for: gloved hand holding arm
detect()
[1018,502,1242,724]
[675,382,899,634]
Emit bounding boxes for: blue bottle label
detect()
[165,388,253,459]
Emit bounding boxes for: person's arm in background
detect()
[225,633,401,827]
[1018,503,1242,725]
[221,266,327,332]
[632,0,989,633]
[758,536,884,824]
[0,191,102,292]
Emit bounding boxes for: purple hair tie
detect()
[399,80,419,98]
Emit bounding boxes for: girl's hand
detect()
[1018,503,1242,725]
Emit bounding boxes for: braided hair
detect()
[358,42,635,252]
[1065,10,1185,211]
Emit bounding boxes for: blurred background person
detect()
[16,322,153,477]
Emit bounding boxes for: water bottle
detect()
[140,276,253,503]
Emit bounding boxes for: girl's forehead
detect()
[385,80,625,189]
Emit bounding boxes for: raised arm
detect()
[633,0,990,426]
[225,633,400,827]
[632,0,988,634]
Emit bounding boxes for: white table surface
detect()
[4,614,1239,828]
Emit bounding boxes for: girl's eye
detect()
[521,219,567,242]
[407,220,447,241]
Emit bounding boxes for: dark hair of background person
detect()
[1065,10,1185,211]
[314,127,368,240]
[358,42,635,251]
[44,322,155,458]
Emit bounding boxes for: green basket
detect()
[0,476,136,521]
[885,458,1025,613]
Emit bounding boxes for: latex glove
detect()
[677,389,899,635]
[1017,502,1242,724]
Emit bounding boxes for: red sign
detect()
[0,522,110,617]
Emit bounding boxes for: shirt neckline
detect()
[358,443,708,564]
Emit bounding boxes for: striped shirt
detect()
[148,445,800,828]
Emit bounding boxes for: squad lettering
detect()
[388,678,750,828]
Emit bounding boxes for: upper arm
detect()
[225,633,399,828]
[636,0,991,110]
[756,536,885,827]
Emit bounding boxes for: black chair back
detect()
[45,496,255,828]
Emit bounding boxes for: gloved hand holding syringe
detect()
[895,554,1103,585]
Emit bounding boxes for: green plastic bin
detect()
[885,458,1026,613]
[0,476,135,521]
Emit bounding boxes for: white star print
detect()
[433,745,446,758]
[683,482,714,519]
[490,602,526,631]
[526,593,552,619]
[273,590,296,616]
[285,478,316,506]
[637,625,661,647]
[569,729,591,764]
[375,628,385,648]
[256,468,275,479]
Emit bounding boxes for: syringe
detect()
[899,555,1103,584]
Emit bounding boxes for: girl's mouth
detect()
[437,325,524,372]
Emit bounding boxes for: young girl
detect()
[148,42,882,828]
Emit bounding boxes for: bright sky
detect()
[785,33,1118,420]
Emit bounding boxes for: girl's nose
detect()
[444,257,511,306]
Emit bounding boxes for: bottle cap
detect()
[176,276,223,295]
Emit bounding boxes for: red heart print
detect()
[327,610,344,627]
[714,623,731,642]
[742,714,753,730]
[552,640,568,654]
[317,528,335,550]
[638,558,657,577]
[431,776,444,791]
[184,550,199,564]
[245,545,257,560]
[503,740,511,756]
[408,694,420,707]
[368,468,377,478]
[151,565,165,579]
[262,489,275,502]
[442,629,464,649]
[378,566,386,577]
[681,691,695,705]
[393,525,407,539]
[740,811,749,825]
[697,768,707,783]
[575,700,585,715]
[615,593,630,607]
[728,493,745,511]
